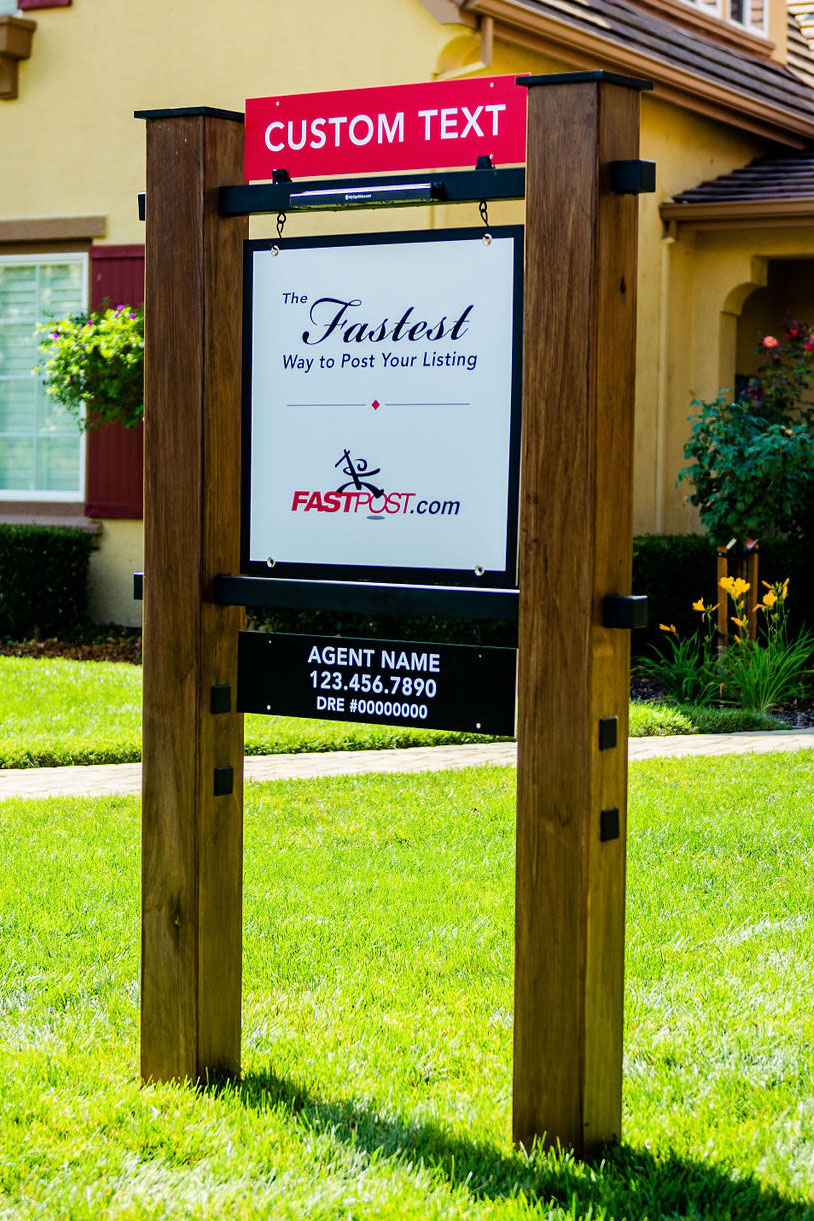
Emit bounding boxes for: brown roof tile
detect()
[672,147,814,202]
[475,0,814,121]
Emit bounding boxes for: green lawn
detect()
[0,754,812,1217]
[0,655,786,769]
[0,655,497,769]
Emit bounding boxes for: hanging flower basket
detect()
[35,302,144,431]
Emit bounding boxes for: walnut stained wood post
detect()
[140,109,247,1082]
[514,75,644,1155]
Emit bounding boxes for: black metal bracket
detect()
[610,160,656,195]
[214,766,234,797]
[603,594,648,630]
[599,716,618,751]
[211,684,232,715]
[600,807,620,842]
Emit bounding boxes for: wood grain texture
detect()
[141,113,247,1083]
[0,216,105,241]
[513,79,641,1155]
[717,550,729,647]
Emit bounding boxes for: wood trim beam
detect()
[0,216,106,242]
[0,14,35,100]
[415,0,477,25]
[462,0,814,147]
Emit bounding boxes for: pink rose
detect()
[762,335,779,348]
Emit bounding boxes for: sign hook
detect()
[478,199,492,244]
[276,210,287,241]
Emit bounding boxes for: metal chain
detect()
[276,211,287,240]
[478,199,489,228]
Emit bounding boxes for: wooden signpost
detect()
[137,70,652,1155]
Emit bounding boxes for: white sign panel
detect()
[244,227,522,584]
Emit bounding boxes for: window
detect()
[680,0,767,37]
[0,253,87,500]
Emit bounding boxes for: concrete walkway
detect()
[1,729,814,799]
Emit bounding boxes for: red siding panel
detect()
[86,247,145,519]
[18,1,72,8]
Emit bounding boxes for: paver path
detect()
[1,729,813,799]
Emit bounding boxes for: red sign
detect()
[244,76,527,181]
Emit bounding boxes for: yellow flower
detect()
[692,598,705,612]
[719,576,734,592]
[659,623,677,634]
[762,589,778,608]
[782,578,789,599]
[732,578,750,598]
[731,616,746,629]
[762,580,772,590]
[733,634,742,644]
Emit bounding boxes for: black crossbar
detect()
[213,574,519,621]
[134,572,519,621]
[218,167,525,216]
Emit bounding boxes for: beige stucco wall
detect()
[87,519,143,627]
[4,0,812,620]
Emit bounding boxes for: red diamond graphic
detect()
[371,399,380,410]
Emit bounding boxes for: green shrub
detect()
[0,525,94,640]
[677,322,814,542]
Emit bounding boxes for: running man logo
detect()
[290,449,461,518]
[334,449,383,499]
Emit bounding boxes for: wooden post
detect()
[139,107,247,1082]
[514,73,646,1155]
[717,544,759,645]
[746,546,759,640]
[717,548,729,649]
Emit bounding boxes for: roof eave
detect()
[660,197,814,232]
[458,0,814,148]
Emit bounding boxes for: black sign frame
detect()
[241,225,524,590]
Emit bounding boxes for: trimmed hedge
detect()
[0,524,94,640]
[632,533,814,655]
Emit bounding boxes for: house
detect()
[2,0,814,626]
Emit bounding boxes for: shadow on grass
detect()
[217,1067,812,1219]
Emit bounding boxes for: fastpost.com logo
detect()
[290,449,461,519]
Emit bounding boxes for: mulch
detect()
[0,634,142,665]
